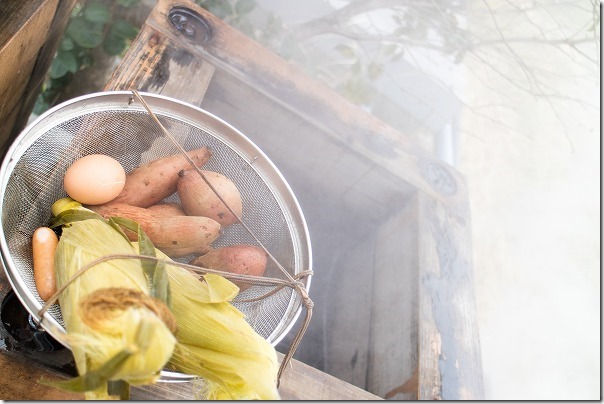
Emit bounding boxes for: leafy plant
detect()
[34,0,141,115]
[194,0,260,38]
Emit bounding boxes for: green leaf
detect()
[109,217,171,306]
[237,20,255,37]
[83,3,111,24]
[33,96,50,116]
[109,19,139,39]
[67,17,104,48]
[103,35,126,56]
[152,260,170,307]
[48,51,78,79]
[117,0,141,7]
[235,0,256,15]
[106,217,134,244]
[39,348,134,393]
[60,36,75,51]
[50,208,105,227]
[103,20,138,55]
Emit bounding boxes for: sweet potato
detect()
[89,203,221,258]
[147,202,186,217]
[177,169,243,226]
[189,245,267,290]
[108,147,212,208]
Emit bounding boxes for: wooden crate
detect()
[103,0,485,400]
[0,0,483,400]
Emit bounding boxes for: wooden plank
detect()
[366,194,421,400]
[0,351,82,400]
[276,353,381,400]
[0,0,58,153]
[0,0,48,45]
[105,23,215,106]
[8,0,78,150]
[320,232,376,389]
[416,191,485,400]
[0,347,380,400]
[130,352,382,400]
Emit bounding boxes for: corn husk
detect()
[49,218,176,399]
[155,249,281,400]
[47,201,280,400]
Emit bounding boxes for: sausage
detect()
[32,227,59,301]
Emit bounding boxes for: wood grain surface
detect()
[0,349,380,400]
[0,0,58,153]
[8,0,78,151]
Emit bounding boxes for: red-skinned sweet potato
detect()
[177,169,243,226]
[147,202,186,217]
[89,203,221,258]
[189,245,267,290]
[108,147,212,208]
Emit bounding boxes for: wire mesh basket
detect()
[0,90,312,381]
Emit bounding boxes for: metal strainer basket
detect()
[0,91,312,380]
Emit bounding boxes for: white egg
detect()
[63,154,126,205]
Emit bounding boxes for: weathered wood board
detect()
[0,0,76,156]
[0,342,379,400]
[0,0,57,153]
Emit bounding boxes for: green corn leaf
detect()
[39,348,134,393]
[109,217,171,306]
[50,209,105,228]
[109,216,156,277]
[151,258,170,307]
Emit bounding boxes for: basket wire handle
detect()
[129,90,312,385]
